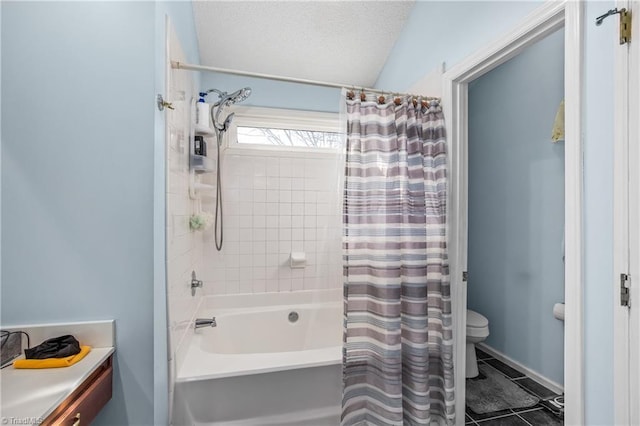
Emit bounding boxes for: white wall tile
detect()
[201,153,342,295]
[292,179,305,191]
[266,279,279,293]
[292,203,305,216]
[266,203,279,215]
[292,228,304,241]
[292,190,305,203]
[279,190,292,203]
[266,176,279,190]
[239,280,253,294]
[279,215,292,228]
[253,176,267,189]
[279,203,292,216]
[266,216,279,229]
[266,161,280,176]
[292,216,304,228]
[166,35,205,380]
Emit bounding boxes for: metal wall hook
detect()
[157,94,174,111]
[595,8,623,26]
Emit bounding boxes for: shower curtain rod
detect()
[171,61,440,102]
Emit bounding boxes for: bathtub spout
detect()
[195,317,217,329]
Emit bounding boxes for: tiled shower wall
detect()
[165,24,203,400]
[199,151,343,294]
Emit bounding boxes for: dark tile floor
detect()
[466,348,564,425]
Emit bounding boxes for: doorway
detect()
[443,2,584,424]
[465,28,565,425]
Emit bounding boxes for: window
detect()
[237,127,342,149]
[227,106,342,153]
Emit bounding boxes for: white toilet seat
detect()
[466,310,489,339]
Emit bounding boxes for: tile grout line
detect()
[473,411,519,423]
[515,412,534,426]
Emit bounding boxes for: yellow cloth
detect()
[13,345,91,369]
[551,99,565,142]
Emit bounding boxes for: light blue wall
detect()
[467,29,565,384]
[376,2,615,424]
[375,1,541,91]
[200,72,341,113]
[1,2,155,424]
[2,1,200,424]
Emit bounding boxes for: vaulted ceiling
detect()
[192,1,416,88]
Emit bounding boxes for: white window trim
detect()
[223,105,342,158]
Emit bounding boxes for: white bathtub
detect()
[172,289,343,426]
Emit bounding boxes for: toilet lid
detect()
[467,310,488,328]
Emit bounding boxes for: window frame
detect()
[224,106,342,158]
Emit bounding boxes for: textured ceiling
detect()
[192,1,415,88]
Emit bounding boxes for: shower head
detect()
[227,87,252,104]
[207,87,252,107]
[206,87,252,132]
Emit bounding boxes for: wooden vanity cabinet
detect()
[42,355,113,426]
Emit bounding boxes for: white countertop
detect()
[0,320,115,424]
[0,347,115,424]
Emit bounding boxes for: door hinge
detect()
[621,273,631,307]
[620,8,631,45]
[595,8,631,44]
[462,271,468,282]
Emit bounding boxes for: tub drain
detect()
[288,311,299,323]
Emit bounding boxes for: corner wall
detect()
[1,2,156,424]
[1,1,203,424]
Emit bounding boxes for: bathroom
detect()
[165,3,564,424]
[0,1,628,425]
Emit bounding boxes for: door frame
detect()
[613,0,639,423]
[442,1,584,424]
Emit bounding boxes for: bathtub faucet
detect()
[194,317,217,329]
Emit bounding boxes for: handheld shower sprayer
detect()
[206,87,252,131]
[200,87,252,252]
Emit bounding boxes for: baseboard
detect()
[477,342,564,395]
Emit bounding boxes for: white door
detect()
[629,0,640,423]
[614,0,638,424]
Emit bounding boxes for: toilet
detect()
[466,309,490,378]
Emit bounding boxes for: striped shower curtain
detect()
[341,95,454,426]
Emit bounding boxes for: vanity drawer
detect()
[44,356,113,426]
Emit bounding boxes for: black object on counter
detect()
[24,335,81,359]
